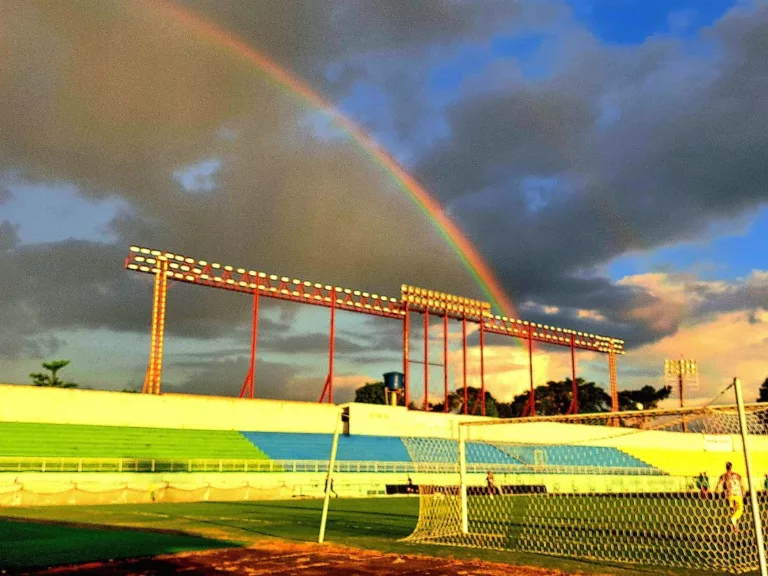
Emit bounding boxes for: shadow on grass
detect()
[0,517,238,572]
[224,499,419,520]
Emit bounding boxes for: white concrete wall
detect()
[346,402,490,438]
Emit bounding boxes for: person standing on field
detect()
[696,471,710,499]
[486,470,499,497]
[716,462,745,532]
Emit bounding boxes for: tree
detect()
[618,385,672,411]
[432,387,499,417]
[503,378,671,417]
[504,378,609,417]
[30,360,79,388]
[354,382,387,405]
[758,378,768,402]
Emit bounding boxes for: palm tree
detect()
[30,360,79,388]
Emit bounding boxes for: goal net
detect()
[402,404,768,574]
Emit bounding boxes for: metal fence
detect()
[0,457,421,474]
[0,457,665,476]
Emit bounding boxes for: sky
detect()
[1,0,767,407]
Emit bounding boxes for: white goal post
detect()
[404,387,768,574]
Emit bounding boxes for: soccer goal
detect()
[403,394,768,574]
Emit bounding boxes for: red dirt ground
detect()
[24,540,575,576]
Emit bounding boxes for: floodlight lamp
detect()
[304,281,312,287]
[211,263,221,269]
[140,248,151,255]
[353,290,361,296]
[188,276,197,282]
[128,264,139,270]
[169,262,179,269]
[180,265,189,272]
[130,246,139,252]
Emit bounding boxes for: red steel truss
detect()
[125,246,625,415]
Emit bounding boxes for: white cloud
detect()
[615,271,768,402]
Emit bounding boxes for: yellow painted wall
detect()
[0,384,340,433]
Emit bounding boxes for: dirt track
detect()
[25,540,570,576]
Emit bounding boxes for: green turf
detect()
[0,518,235,570]
[0,497,741,575]
[0,422,268,459]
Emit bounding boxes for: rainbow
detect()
[141,0,516,318]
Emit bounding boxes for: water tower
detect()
[383,372,405,407]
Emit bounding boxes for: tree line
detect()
[357,376,768,416]
[25,359,768,406]
[354,377,674,417]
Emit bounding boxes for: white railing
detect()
[0,457,663,476]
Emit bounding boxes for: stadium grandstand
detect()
[3,382,768,510]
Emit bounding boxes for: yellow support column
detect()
[143,258,169,395]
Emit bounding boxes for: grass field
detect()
[0,496,758,575]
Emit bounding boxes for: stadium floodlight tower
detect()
[125,246,625,414]
[665,358,699,432]
[665,358,699,408]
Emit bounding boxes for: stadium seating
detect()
[241,431,411,462]
[0,422,268,460]
[0,422,658,473]
[393,438,657,470]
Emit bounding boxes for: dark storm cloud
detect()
[0,0,494,359]
[171,355,336,402]
[259,332,369,354]
[0,237,291,359]
[408,2,768,346]
[2,0,768,367]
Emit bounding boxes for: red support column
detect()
[480,319,486,416]
[403,303,410,408]
[525,332,535,416]
[423,309,429,411]
[566,334,578,414]
[239,289,260,399]
[328,291,336,404]
[462,315,468,415]
[443,312,449,413]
